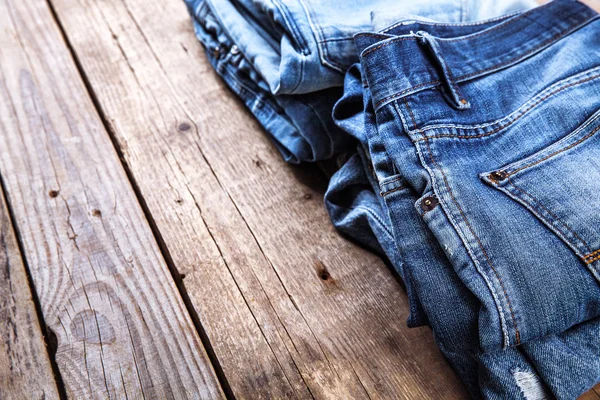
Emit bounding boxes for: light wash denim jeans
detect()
[328,0,600,397]
[184,0,536,162]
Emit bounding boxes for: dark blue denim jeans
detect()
[328,0,600,397]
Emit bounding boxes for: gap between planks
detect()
[0,0,225,398]
[43,0,468,398]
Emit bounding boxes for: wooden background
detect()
[0,0,598,398]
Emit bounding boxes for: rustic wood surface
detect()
[0,0,224,398]
[44,0,469,398]
[0,0,599,398]
[0,167,59,398]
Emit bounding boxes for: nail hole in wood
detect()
[314,261,332,282]
[48,189,59,198]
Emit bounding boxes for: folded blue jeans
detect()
[184,0,535,162]
[328,0,600,397]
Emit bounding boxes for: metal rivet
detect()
[490,171,508,181]
[230,45,240,55]
[212,45,222,58]
[421,196,439,212]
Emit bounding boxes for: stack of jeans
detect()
[185,0,600,398]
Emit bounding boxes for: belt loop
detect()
[413,31,471,110]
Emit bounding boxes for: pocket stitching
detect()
[505,177,592,255]
[586,254,600,264]
[507,124,600,177]
[584,249,600,261]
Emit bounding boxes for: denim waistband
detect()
[355,0,598,111]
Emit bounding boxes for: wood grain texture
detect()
[0,0,224,398]
[579,388,600,400]
[46,0,468,398]
[0,173,59,399]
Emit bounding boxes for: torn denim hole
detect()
[513,369,551,400]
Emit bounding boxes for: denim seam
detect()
[426,35,468,107]
[381,10,522,33]
[401,100,517,347]
[269,0,307,93]
[505,178,592,255]
[584,249,600,261]
[424,137,520,347]
[362,37,417,58]
[413,71,600,140]
[203,0,285,98]
[296,0,345,73]
[271,0,310,55]
[223,64,280,116]
[380,186,408,197]
[365,2,538,59]
[443,8,536,43]
[508,124,600,176]
[451,16,597,73]
[374,17,597,111]
[404,97,418,128]
[374,80,441,110]
[320,37,353,43]
[587,254,600,264]
[413,68,600,134]
[357,32,393,39]
[460,0,469,22]
[380,175,405,186]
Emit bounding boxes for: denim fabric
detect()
[327,0,600,397]
[182,0,600,397]
[184,0,536,162]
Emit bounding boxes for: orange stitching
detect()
[584,249,600,260]
[415,73,600,141]
[585,254,600,264]
[404,97,418,129]
[380,186,407,196]
[415,114,521,345]
[506,178,591,251]
[508,124,600,176]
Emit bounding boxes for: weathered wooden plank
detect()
[0,176,59,398]
[0,0,225,398]
[580,388,600,400]
[46,0,469,398]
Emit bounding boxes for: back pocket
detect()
[481,109,600,276]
